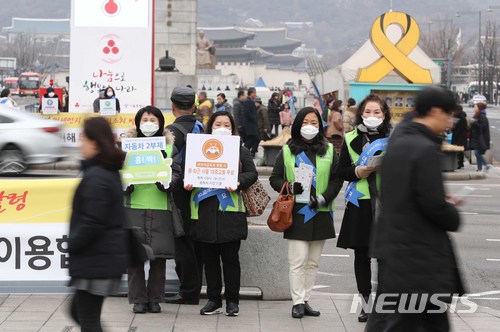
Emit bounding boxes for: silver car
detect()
[0,106,65,174]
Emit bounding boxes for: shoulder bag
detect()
[267,182,294,232]
[242,179,271,217]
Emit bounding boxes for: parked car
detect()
[0,105,64,174]
[468,94,487,107]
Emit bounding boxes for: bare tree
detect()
[482,21,498,103]
[6,33,42,74]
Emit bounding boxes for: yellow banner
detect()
[0,179,79,224]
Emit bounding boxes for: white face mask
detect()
[362,116,384,129]
[48,92,55,97]
[140,122,159,137]
[300,125,319,140]
[213,127,232,136]
[107,91,113,97]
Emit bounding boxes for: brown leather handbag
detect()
[267,182,294,232]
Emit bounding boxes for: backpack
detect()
[170,120,204,169]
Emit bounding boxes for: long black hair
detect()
[83,117,125,170]
[288,107,329,156]
[0,88,10,98]
[134,106,165,137]
[355,94,392,125]
[205,110,237,135]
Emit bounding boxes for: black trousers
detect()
[202,241,241,304]
[244,135,258,154]
[457,152,465,168]
[127,258,166,303]
[174,235,203,301]
[354,246,372,296]
[70,290,104,332]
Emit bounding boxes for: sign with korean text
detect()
[69,0,153,113]
[184,134,240,189]
[0,179,79,280]
[120,137,172,189]
[99,98,117,116]
[41,98,59,114]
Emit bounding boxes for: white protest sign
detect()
[121,137,166,152]
[99,98,117,116]
[184,134,240,189]
[41,98,59,114]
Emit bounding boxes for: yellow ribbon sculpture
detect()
[357,12,432,84]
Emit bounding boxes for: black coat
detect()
[336,129,388,249]
[371,120,464,298]
[451,110,467,147]
[167,115,203,234]
[470,113,490,153]
[68,159,128,279]
[190,144,258,243]
[269,142,343,241]
[267,99,281,125]
[241,98,258,136]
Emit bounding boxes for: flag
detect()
[455,28,462,48]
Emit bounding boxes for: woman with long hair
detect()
[269,107,343,319]
[470,102,491,172]
[186,111,258,317]
[336,94,392,323]
[68,117,127,332]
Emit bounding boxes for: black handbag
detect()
[169,197,185,238]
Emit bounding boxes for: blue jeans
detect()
[474,149,488,171]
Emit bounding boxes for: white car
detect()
[0,106,65,174]
[468,95,487,107]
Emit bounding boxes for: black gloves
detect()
[155,181,169,192]
[123,185,134,196]
[289,182,304,195]
[308,195,326,210]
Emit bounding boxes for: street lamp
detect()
[456,10,482,94]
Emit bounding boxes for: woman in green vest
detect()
[185,111,258,317]
[336,94,392,323]
[122,106,182,314]
[269,107,343,319]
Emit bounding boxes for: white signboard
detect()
[69,0,153,114]
[41,98,59,114]
[99,98,117,116]
[184,134,240,189]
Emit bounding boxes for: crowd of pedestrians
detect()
[67,84,491,332]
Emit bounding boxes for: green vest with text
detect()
[190,190,246,220]
[282,144,335,212]
[124,144,173,210]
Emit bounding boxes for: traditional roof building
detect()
[2,17,70,42]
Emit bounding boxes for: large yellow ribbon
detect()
[357,12,432,84]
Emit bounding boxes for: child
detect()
[280,102,293,129]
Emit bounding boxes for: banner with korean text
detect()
[69,0,153,113]
[0,179,79,281]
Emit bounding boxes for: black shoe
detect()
[226,302,239,316]
[200,300,222,315]
[291,304,304,318]
[133,303,147,314]
[304,302,320,316]
[358,295,370,322]
[148,302,161,313]
[165,293,199,305]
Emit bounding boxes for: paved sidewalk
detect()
[1,293,500,331]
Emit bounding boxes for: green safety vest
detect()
[190,189,246,220]
[282,144,335,212]
[124,144,173,210]
[344,129,381,200]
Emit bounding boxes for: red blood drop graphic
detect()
[103,47,110,54]
[107,40,115,47]
[111,47,119,54]
[104,0,118,15]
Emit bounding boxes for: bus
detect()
[18,72,41,97]
[3,77,19,95]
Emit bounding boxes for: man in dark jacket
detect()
[451,105,468,169]
[241,87,259,157]
[233,90,246,135]
[368,86,465,331]
[165,86,204,305]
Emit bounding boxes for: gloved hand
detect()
[123,185,134,195]
[155,181,169,192]
[308,195,326,210]
[288,182,304,195]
